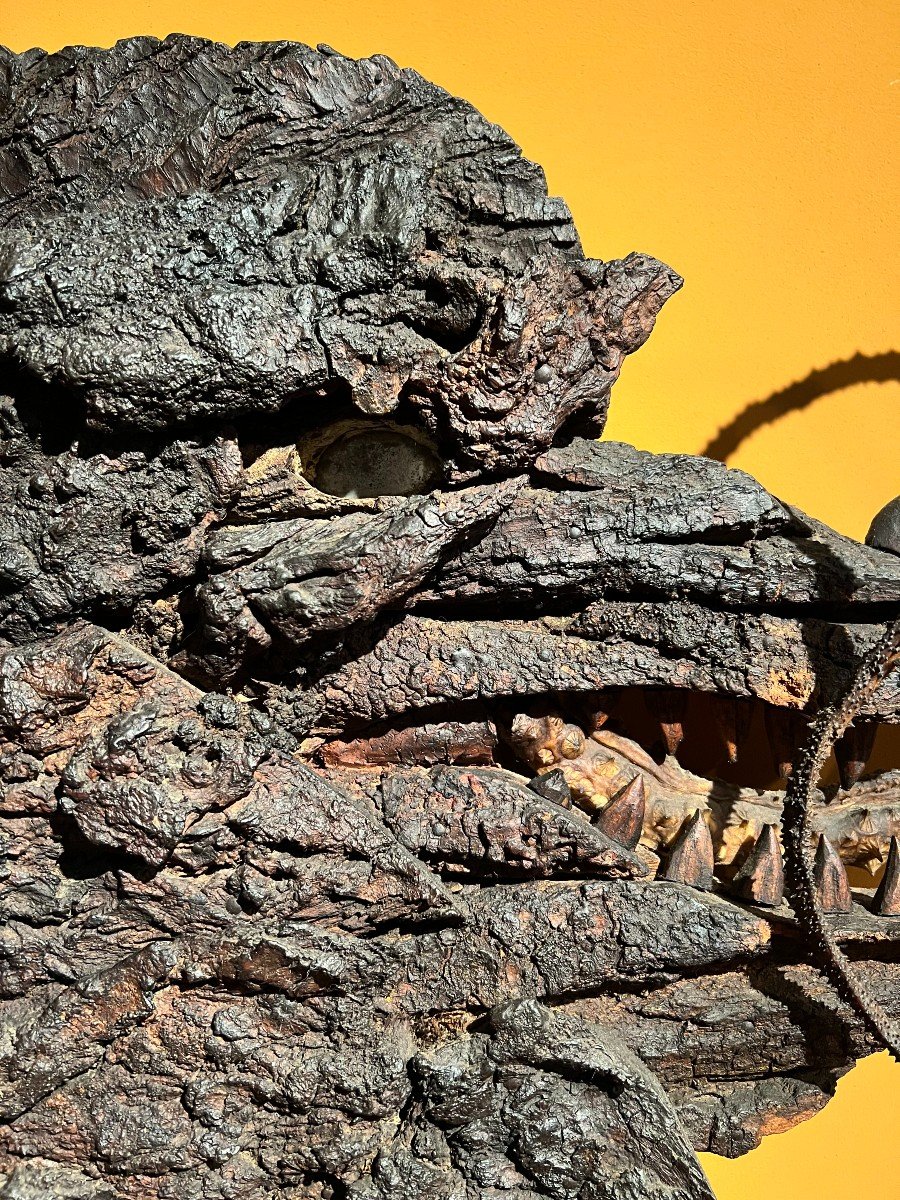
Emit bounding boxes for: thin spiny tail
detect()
[781,618,900,1062]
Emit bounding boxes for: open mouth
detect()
[307,684,900,911]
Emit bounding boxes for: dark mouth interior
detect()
[313,687,897,794]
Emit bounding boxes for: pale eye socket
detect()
[534,363,553,384]
[306,424,443,499]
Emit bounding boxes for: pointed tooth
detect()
[834,720,878,790]
[713,696,752,765]
[661,725,683,757]
[873,836,900,917]
[584,688,621,733]
[663,809,715,890]
[713,696,738,765]
[764,706,805,781]
[813,834,852,914]
[732,824,784,907]
[646,689,687,757]
[595,775,646,850]
[528,768,572,809]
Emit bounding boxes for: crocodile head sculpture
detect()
[0,35,897,1200]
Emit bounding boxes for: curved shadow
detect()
[701,350,900,462]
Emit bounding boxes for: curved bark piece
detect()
[302,605,899,732]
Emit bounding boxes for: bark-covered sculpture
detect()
[0,34,897,1200]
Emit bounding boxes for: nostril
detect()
[301,420,443,499]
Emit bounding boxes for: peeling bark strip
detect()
[0,33,897,1200]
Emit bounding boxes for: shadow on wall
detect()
[700,348,900,811]
[701,351,900,462]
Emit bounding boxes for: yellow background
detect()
[2,1,898,1196]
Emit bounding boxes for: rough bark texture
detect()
[0,33,898,1200]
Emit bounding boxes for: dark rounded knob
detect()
[866,496,900,556]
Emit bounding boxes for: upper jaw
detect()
[183,436,900,710]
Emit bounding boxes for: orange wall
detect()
[2,2,898,1196]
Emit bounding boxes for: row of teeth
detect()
[500,691,898,918]
[581,770,900,916]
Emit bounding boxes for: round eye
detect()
[534,363,553,384]
[308,424,442,499]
